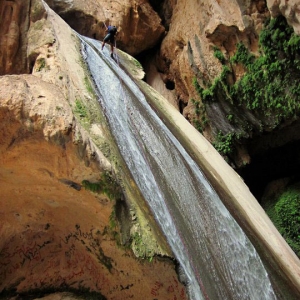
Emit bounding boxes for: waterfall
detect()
[80,35,276,300]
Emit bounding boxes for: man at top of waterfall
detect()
[101,25,118,58]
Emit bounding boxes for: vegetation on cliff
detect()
[232,16,300,120]
[264,183,300,257]
[192,16,300,159]
[190,15,300,258]
[82,172,122,200]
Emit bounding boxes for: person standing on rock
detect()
[101,25,118,58]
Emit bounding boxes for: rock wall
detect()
[267,0,300,34]
[1,0,300,298]
[0,0,31,74]
[155,0,269,134]
[37,0,300,168]
[149,0,300,171]
[44,0,165,55]
[0,0,187,299]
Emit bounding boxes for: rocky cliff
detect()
[0,0,187,299]
[37,0,300,194]
[1,0,300,299]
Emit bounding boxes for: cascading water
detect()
[80,35,277,300]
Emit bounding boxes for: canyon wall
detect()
[1,0,300,299]
[40,0,300,171]
[0,0,187,299]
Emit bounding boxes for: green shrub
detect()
[214,47,226,64]
[274,187,300,256]
[233,16,300,122]
[213,131,235,155]
[230,43,255,68]
[193,64,231,104]
[195,16,300,125]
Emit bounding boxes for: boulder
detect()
[267,0,300,34]
[44,0,165,55]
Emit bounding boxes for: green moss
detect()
[265,184,300,257]
[191,16,300,157]
[36,58,46,72]
[214,46,226,64]
[195,15,300,119]
[131,232,147,258]
[190,98,208,133]
[84,75,94,95]
[193,64,232,104]
[230,43,255,68]
[82,172,122,201]
[74,98,88,118]
[133,58,142,68]
[212,131,235,156]
[232,16,300,121]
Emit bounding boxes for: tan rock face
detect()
[44,0,165,55]
[267,0,300,34]
[0,0,31,75]
[158,0,269,111]
[0,1,187,298]
[0,87,186,299]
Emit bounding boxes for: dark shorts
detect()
[103,33,115,44]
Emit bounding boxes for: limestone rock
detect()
[267,0,300,34]
[0,1,186,298]
[158,0,268,109]
[0,0,30,74]
[44,0,165,55]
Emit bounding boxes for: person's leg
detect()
[102,34,110,50]
[110,44,114,58]
[110,37,115,57]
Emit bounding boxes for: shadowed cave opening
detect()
[237,139,300,202]
[165,80,175,90]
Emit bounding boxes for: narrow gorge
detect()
[1,0,300,299]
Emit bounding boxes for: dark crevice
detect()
[237,139,300,201]
[59,10,103,40]
[165,80,175,90]
[179,99,186,114]
[148,0,174,30]
[134,44,162,83]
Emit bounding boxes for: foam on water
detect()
[80,35,276,300]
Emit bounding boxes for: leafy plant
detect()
[214,46,226,64]
[213,131,235,155]
[227,114,234,123]
[193,64,232,104]
[230,43,255,68]
[232,16,300,122]
[192,16,300,153]
[266,185,300,257]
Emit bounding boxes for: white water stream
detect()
[80,35,276,300]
